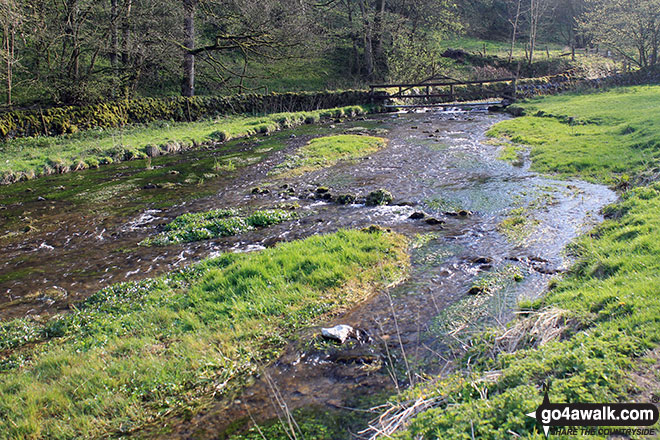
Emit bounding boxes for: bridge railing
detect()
[370,77,517,101]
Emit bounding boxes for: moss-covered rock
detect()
[365,189,394,206]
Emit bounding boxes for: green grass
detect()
[0,105,372,184]
[437,37,565,59]
[0,229,408,439]
[430,36,616,81]
[390,85,660,439]
[140,208,298,246]
[231,55,355,93]
[271,134,387,177]
[488,85,660,184]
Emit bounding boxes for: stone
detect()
[361,225,391,234]
[322,325,355,344]
[365,189,394,206]
[425,217,445,225]
[335,194,356,205]
[145,144,161,157]
[409,211,426,220]
[458,210,472,217]
[472,257,493,265]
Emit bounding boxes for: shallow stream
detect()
[0,110,616,438]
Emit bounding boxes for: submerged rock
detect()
[322,325,355,344]
[468,286,487,295]
[425,217,445,225]
[361,225,391,234]
[335,194,357,205]
[251,187,270,195]
[445,210,473,217]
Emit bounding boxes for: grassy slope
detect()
[395,86,660,439]
[271,134,387,177]
[0,229,408,439]
[0,105,370,183]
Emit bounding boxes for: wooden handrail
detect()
[370,77,516,89]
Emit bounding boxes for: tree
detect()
[0,0,23,106]
[505,0,525,62]
[554,0,586,60]
[181,0,197,96]
[580,0,660,67]
[527,0,556,63]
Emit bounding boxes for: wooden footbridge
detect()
[369,75,517,108]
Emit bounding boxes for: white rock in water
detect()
[321,325,354,344]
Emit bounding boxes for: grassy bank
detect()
[488,85,660,184]
[0,105,371,184]
[271,134,387,177]
[0,229,408,439]
[385,86,660,439]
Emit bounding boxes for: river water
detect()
[0,109,615,438]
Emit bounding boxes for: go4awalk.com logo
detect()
[526,384,659,437]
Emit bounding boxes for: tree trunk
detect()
[121,0,132,65]
[110,0,118,69]
[181,0,196,97]
[373,0,386,76]
[652,26,658,65]
[5,25,13,106]
[358,0,374,78]
[345,1,360,75]
[508,0,521,63]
